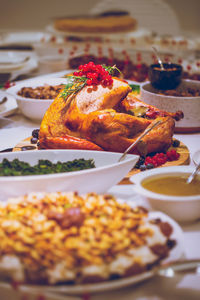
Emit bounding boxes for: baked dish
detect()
[0,192,176,285]
[39,62,183,155]
[54,14,137,33]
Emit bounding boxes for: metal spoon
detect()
[156,259,200,278]
[118,120,162,162]
[152,46,165,71]
[186,161,200,184]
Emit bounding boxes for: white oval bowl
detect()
[6,77,69,122]
[140,79,200,133]
[0,51,30,72]
[38,55,68,73]
[0,150,139,202]
[193,149,200,166]
[130,166,200,223]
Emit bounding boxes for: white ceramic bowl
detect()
[0,149,139,202]
[0,51,31,72]
[6,77,69,122]
[193,149,200,166]
[140,79,200,133]
[130,166,200,223]
[38,55,68,74]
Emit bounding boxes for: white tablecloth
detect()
[0,111,200,300]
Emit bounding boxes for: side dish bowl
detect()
[130,166,200,223]
[6,77,69,122]
[193,149,200,166]
[0,51,31,72]
[148,63,183,90]
[0,150,139,201]
[141,79,200,133]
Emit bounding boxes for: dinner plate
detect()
[0,31,48,46]
[0,52,31,72]
[0,91,17,117]
[0,51,38,81]
[0,210,184,296]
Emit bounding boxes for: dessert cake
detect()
[54,12,137,34]
[0,192,176,285]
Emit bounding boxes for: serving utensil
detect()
[0,96,7,105]
[156,259,200,278]
[118,120,162,162]
[186,161,200,184]
[152,46,165,71]
[0,148,13,153]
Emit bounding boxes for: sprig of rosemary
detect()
[61,75,88,98]
[102,64,121,76]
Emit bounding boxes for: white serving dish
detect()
[0,149,139,202]
[0,51,31,72]
[0,51,38,81]
[130,166,200,223]
[0,90,18,117]
[193,149,200,166]
[140,79,200,133]
[38,55,69,74]
[6,77,69,122]
[0,210,183,296]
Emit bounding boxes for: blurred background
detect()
[0,0,200,33]
[1,0,200,84]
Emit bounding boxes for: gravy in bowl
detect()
[142,174,200,196]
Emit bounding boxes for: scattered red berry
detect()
[73,61,113,87]
[144,150,179,168]
[4,81,15,89]
[166,149,180,161]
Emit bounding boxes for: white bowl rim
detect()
[0,52,31,71]
[15,97,54,103]
[39,55,68,62]
[193,149,200,166]
[141,79,200,100]
[6,77,69,102]
[0,149,139,182]
[130,165,200,201]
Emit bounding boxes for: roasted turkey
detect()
[39,77,183,155]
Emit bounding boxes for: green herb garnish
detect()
[0,158,96,176]
[61,76,88,98]
[129,84,140,94]
[102,64,121,76]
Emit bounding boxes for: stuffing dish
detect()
[0,192,176,285]
[156,87,200,97]
[17,84,65,99]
